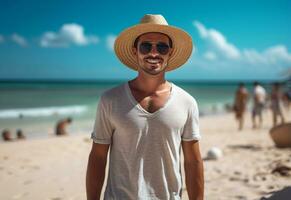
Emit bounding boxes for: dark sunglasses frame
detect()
[138,42,170,55]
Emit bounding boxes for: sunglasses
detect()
[138,42,170,55]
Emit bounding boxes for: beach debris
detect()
[234,171,242,175]
[50,197,62,200]
[206,147,223,160]
[253,172,268,181]
[229,176,249,183]
[227,144,262,151]
[271,164,291,177]
[267,185,275,190]
[234,195,247,200]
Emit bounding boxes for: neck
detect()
[130,71,169,93]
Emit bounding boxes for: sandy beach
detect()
[0,110,290,200]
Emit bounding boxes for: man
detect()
[86,14,204,200]
[270,82,285,126]
[233,83,249,130]
[16,129,26,140]
[2,129,13,141]
[55,117,72,136]
[252,82,266,129]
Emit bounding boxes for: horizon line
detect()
[0,78,287,84]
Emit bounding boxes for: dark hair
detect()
[133,32,173,48]
[273,82,280,88]
[253,81,259,86]
[17,129,25,138]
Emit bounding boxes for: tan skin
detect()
[86,32,204,200]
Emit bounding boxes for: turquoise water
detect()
[0,81,275,117]
[0,80,276,138]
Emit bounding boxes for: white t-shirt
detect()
[91,82,201,200]
[253,85,266,104]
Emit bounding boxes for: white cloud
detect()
[263,45,291,63]
[193,21,240,59]
[243,45,291,66]
[204,51,217,60]
[40,23,99,47]
[0,34,4,43]
[191,21,291,79]
[242,49,266,64]
[11,33,28,47]
[106,35,116,51]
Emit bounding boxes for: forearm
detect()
[86,154,107,200]
[184,160,204,200]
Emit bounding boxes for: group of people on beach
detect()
[233,81,288,130]
[1,129,25,141]
[1,117,73,141]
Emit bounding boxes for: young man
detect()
[252,82,266,129]
[233,83,249,130]
[55,117,73,136]
[270,82,285,126]
[86,14,204,200]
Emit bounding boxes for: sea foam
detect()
[0,105,88,119]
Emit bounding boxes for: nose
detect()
[148,45,159,57]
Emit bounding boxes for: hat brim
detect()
[114,23,194,71]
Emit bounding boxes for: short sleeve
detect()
[91,95,114,144]
[181,99,201,141]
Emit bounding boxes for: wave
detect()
[199,102,232,116]
[0,105,88,119]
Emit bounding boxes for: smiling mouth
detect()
[145,58,162,64]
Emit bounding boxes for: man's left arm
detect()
[182,140,204,200]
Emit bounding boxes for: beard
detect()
[138,57,168,76]
[140,64,167,76]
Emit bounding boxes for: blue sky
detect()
[0,0,290,81]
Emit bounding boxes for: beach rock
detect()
[269,123,291,148]
[207,147,223,160]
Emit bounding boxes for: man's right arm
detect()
[86,142,110,200]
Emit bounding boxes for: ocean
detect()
[0,80,276,139]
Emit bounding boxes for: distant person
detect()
[282,89,291,111]
[16,129,26,140]
[252,81,266,129]
[55,117,72,136]
[270,83,285,126]
[2,129,13,141]
[233,83,249,130]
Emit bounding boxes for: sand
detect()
[0,110,290,200]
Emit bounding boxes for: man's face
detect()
[133,32,173,76]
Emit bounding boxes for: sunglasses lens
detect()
[157,43,170,55]
[139,42,152,54]
[138,42,170,55]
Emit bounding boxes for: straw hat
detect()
[114,14,194,71]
